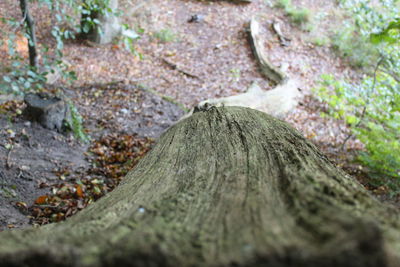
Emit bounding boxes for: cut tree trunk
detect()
[23,93,70,132]
[0,107,399,267]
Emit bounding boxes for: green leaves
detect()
[316,70,400,188]
[370,19,400,44]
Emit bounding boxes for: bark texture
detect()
[19,0,38,68]
[0,107,399,267]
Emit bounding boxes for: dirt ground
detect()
[0,0,398,230]
[0,86,184,230]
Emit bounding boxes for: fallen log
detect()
[0,107,399,267]
[248,17,287,84]
[191,18,300,119]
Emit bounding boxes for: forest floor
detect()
[0,0,398,230]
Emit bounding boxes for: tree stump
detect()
[0,107,399,267]
[23,93,69,132]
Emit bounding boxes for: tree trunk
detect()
[0,107,399,267]
[19,0,38,68]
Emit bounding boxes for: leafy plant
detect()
[315,1,400,192]
[331,0,399,68]
[66,100,91,143]
[316,62,400,190]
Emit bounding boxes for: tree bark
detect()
[19,0,38,68]
[0,107,399,267]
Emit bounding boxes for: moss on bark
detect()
[0,107,399,267]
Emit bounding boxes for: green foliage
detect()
[316,69,400,190]
[80,0,112,35]
[66,100,91,143]
[275,0,311,27]
[331,27,379,68]
[331,0,399,68]
[79,0,141,53]
[316,0,400,192]
[370,18,400,44]
[286,8,311,25]
[0,0,79,95]
[311,36,330,47]
[1,0,139,141]
[153,29,178,43]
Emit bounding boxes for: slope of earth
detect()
[0,87,184,230]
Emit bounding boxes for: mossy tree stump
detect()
[0,107,399,267]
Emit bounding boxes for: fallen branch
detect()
[248,17,288,84]
[272,20,291,47]
[162,58,202,80]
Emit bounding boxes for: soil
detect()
[0,0,398,230]
[0,86,184,230]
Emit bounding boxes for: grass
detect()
[153,29,178,43]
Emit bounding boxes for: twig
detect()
[162,58,202,80]
[10,11,27,32]
[6,145,14,169]
[341,56,384,151]
[381,68,400,83]
[271,20,291,47]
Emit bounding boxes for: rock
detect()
[23,93,70,132]
[188,14,205,23]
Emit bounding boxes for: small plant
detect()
[229,68,241,82]
[310,36,329,46]
[66,100,90,143]
[274,0,311,27]
[153,29,178,43]
[286,8,311,25]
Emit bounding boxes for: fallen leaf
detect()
[35,195,49,205]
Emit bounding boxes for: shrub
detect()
[316,69,400,191]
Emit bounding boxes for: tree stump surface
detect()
[0,107,399,267]
[23,93,69,132]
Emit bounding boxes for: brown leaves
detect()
[90,134,154,180]
[34,195,48,205]
[29,134,154,226]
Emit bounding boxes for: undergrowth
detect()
[275,0,312,28]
